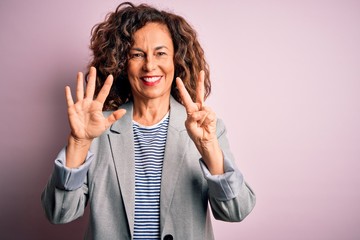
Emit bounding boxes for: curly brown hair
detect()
[87,2,211,110]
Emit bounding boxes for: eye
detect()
[156,51,167,57]
[130,52,145,59]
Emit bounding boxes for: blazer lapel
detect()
[160,97,189,232]
[108,101,135,237]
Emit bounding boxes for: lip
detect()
[140,75,162,86]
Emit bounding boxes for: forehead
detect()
[132,22,173,48]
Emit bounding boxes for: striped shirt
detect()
[133,113,169,239]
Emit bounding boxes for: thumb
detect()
[106,109,127,126]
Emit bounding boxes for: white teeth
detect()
[142,76,161,82]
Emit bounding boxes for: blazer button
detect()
[163,234,173,240]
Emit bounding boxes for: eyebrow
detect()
[131,46,169,52]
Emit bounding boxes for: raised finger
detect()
[85,66,96,99]
[76,72,84,101]
[195,70,205,107]
[105,109,127,128]
[176,77,197,113]
[96,74,113,104]
[65,86,74,107]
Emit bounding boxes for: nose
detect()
[142,55,156,72]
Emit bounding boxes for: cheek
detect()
[127,63,135,76]
[165,60,175,74]
[126,66,138,88]
[127,60,142,75]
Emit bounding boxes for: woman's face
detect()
[127,22,175,103]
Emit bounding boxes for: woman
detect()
[41,2,255,240]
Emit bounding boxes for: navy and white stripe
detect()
[133,113,169,239]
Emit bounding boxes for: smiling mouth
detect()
[140,76,162,86]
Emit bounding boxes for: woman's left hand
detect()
[176,71,224,174]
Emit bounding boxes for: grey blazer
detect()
[42,97,256,240]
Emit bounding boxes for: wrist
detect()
[197,139,224,175]
[68,134,92,148]
[66,134,92,168]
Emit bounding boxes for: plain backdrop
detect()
[1,0,359,239]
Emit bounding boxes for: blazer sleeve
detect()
[41,147,93,224]
[200,119,256,222]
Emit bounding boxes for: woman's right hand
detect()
[65,67,126,168]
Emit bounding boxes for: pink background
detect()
[1,0,359,239]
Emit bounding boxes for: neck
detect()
[132,97,170,126]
